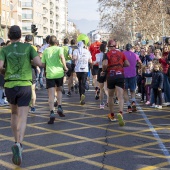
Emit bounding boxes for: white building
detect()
[0,0,68,44]
[87,29,110,43]
[67,20,76,33]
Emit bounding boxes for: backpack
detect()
[63,45,71,61]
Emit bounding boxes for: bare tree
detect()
[98,0,170,44]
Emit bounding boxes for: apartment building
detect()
[57,0,68,42]
[0,0,68,44]
[43,0,68,44]
[0,0,11,41]
[11,0,22,27]
[22,0,44,44]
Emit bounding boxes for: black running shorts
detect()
[107,78,124,89]
[97,68,107,83]
[5,86,32,107]
[46,77,63,89]
[91,65,99,76]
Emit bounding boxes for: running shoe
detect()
[67,91,71,97]
[150,104,156,108]
[145,101,150,105]
[80,94,85,105]
[117,113,125,126]
[108,113,116,122]
[30,107,36,113]
[127,106,132,113]
[48,110,55,124]
[11,143,22,166]
[155,105,162,109]
[140,99,144,103]
[131,101,137,112]
[100,103,105,109]
[57,107,65,117]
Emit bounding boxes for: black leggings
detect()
[153,88,162,105]
[76,72,88,98]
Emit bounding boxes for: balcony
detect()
[43,27,48,34]
[50,2,54,9]
[50,29,54,34]
[22,26,31,32]
[22,2,33,8]
[55,6,59,12]
[22,14,33,20]
[50,11,54,19]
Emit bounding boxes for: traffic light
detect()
[31,24,38,36]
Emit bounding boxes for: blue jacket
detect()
[143,71,164,89]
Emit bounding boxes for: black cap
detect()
[8,25,21,40]
[126,43,132,51]
[9,25,21,33]
[46,35,50,43]
[25,35,33,42]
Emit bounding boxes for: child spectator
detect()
[143,63,164,109]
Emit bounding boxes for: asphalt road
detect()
[0,85,170,170]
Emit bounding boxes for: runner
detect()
[0,25,42,166]
[94,43,108,109]
[41,35,68,124]
[89,34,101,99]
[38,35,51,89]
[25,34,38,113]
[73,41,92,105]
[102,40,130,126]
[69,39,78,93]
[62,38,73,96]
[123,43,141,113]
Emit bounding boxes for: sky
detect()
[68,0,100,21]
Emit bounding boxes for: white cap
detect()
[94,34,101,41]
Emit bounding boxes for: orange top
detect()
[89,41,101,62]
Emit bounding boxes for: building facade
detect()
[0,0,68,45]
[0,0,11,41]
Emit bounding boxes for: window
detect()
[2,0,5,5]
[2,11,5,21]
[6,0,10,6]
[6,12,10,21]
[22,0,32,7]
[22,22,32,31]
[22,9,33,19]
